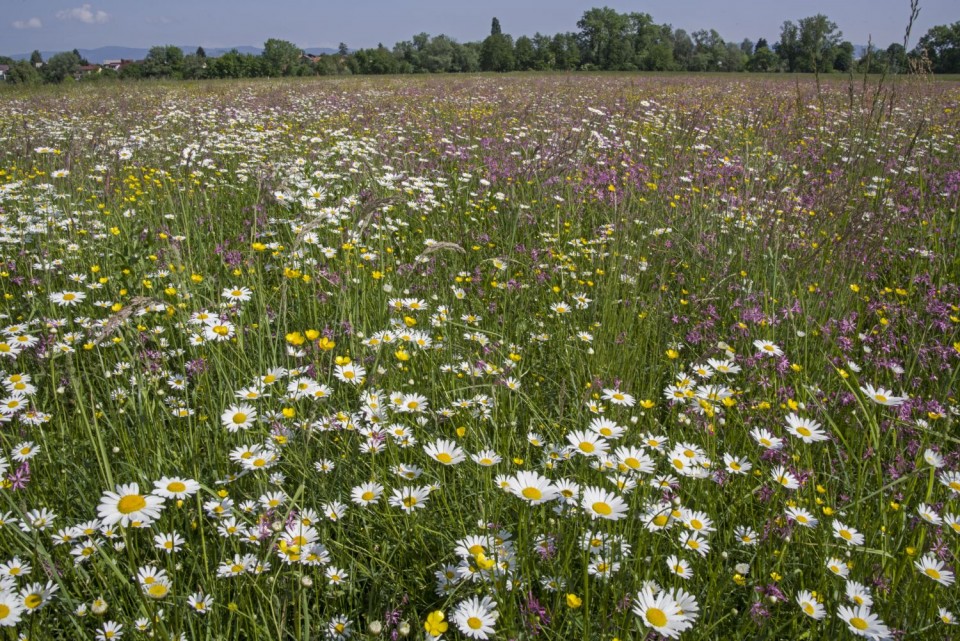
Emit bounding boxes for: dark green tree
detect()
[196,46,207,59]
[514,36,536,70]
[7,60,42,85]
[456,42,482,72]
[263,39,302,76]
[182,54,208,79]
[551,33,580,70]
[577,7,631,69]
[481,18,514,71]
[42,51,81,83]
[421,35,458,73]
[29,50,43,66]
[797,14,842,72]
[775,21,801,71]
[747,46,780,71]
[143,45,185,78]
[914,22,960,73]
[532,33,555,70]
[723,42,747,71]
[354,45,399,74]
[119,61,145,79]
[884,43,909,73]
[690,29,726,71]
[833,41,854,72]
[672,29,694,69]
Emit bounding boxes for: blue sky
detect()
[3,1,956,54]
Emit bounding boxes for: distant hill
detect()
[6,45,338,64]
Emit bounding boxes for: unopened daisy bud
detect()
[300,576,313,587]
[397,621,411,636]
[368,620,383,635]
[92,597,108,615]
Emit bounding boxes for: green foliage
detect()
[481,32,515,72]
[143,45,185,79]
[263,39,303,76]
[42,51,81,83]
[914,22,960,73]
[6,60,43,85]
[775,15,848,73]
[11,7,960,84]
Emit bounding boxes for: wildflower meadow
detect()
[0,74,958,640]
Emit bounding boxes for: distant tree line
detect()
[3,8,959,85]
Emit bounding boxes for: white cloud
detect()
[12,17,43,30]
[56,4,110,25]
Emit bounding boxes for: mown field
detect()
[0,74,958,640]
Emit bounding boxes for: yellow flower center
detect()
[436,452,453,464]
[24,594,42,609]
[839,529,852,541]
[592,502,612,516]
[646,607,668,627]
[232,413,247,424]
[63,293,76,301]
[467,617,483,630]
[797,427,811,437]
[580,442,595,453]
[361,491,375,502]
[875,395,887,403]
[0,604,10,619]
[521,487,542,501]
[213,325,229,336]
[167,481,186,493]
[148,583,169,598]
[803,603,815,616]
[402,496,418,508]
[925,568,941,580]
[653,515,669,527]
[118,494,147,514]
[850,617,869,630]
